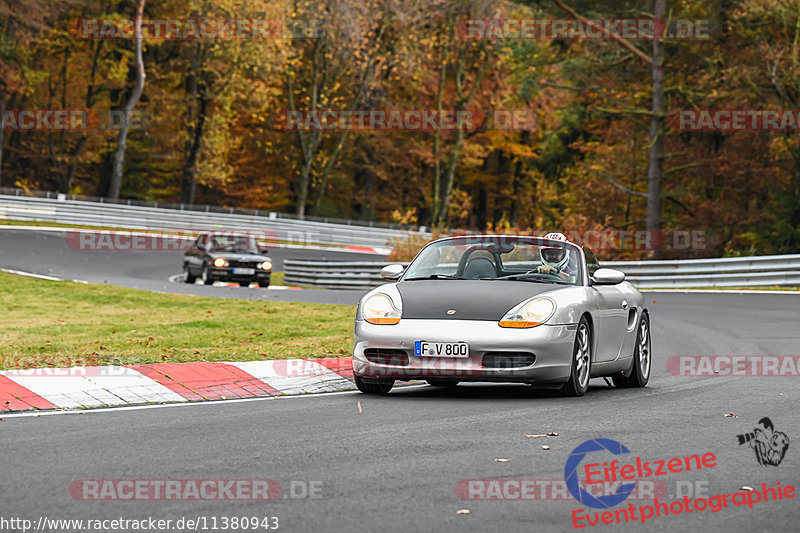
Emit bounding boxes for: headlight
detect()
[213,258,227,268]
[362,294,401,325]
[260,261,273,270]
[499,298,555,328]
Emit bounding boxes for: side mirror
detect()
[380,264,405,281]
[592,268,625,285]
[258,243,270,253]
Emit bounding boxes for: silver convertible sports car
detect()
[352,233,650,396]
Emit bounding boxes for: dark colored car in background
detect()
[183,232,272,287]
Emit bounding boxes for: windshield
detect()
[209,234,259,253]
[403,236,583,285]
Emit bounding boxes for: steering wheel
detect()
[524,269,563,281]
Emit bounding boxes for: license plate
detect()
[415,341,469,358]
[233,267,255,275]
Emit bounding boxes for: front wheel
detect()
[201,264,214,285]
[613,313,651,388]
[354,375,394,395]
[183,263,197,284]
[560,317,592,397]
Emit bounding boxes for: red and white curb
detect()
[0,358,358,412]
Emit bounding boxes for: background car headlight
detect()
[213,258,227,267]
[499,298,555,328]
[260,261,273,270]
[362,294,401,325]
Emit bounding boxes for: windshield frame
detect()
[208,233,260,253]
[400,235,587,286]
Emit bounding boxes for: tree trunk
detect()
[437,126,465,224]
[647,0,666,258]
[180,45,209,206]
[63,41,102,194]
[295,134,319,218]
[431,30,448,227]
[311,129,350,216]
[436,49,489,226]
[0,93,8,188]
[107,0,146,199]
[180,95,208,205]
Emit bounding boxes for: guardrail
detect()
[284,255,800,289]
[0,193,427,252]
[0,187,416,230]
[602,254,800,288]
[284,260,411,290]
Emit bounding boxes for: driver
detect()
[535,232,573,281]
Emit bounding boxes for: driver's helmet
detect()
[540,232,570,271]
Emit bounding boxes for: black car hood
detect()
[396,280,560,321]
[209,252,270,262]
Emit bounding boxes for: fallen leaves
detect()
[456,509,471,515]
[740,486,754,491]
[541,445,551,450]
[357,401,362,415]
[494,458,510,462]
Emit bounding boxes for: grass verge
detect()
[0,270,355,369]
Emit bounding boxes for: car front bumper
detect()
[353,319,576,385]
[208,267,271,283]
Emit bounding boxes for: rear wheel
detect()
[238,281,251,287]
[613,313,651,388]
[201,264,214,285]
[426,379,459,388]
[183,263,196,284]
[354,375,394,395]
[560,317,592,397]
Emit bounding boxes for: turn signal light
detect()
[499,321,541,328]
[365,317,401,325]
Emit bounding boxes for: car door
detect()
[186,234,207,274]
[584,246,628,362]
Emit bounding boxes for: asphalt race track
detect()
[0,228,379,305]
[1,229,799,532]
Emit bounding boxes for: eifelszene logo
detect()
[737,417,789,466]
[565,438,636,508]
[564,438,718,510]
